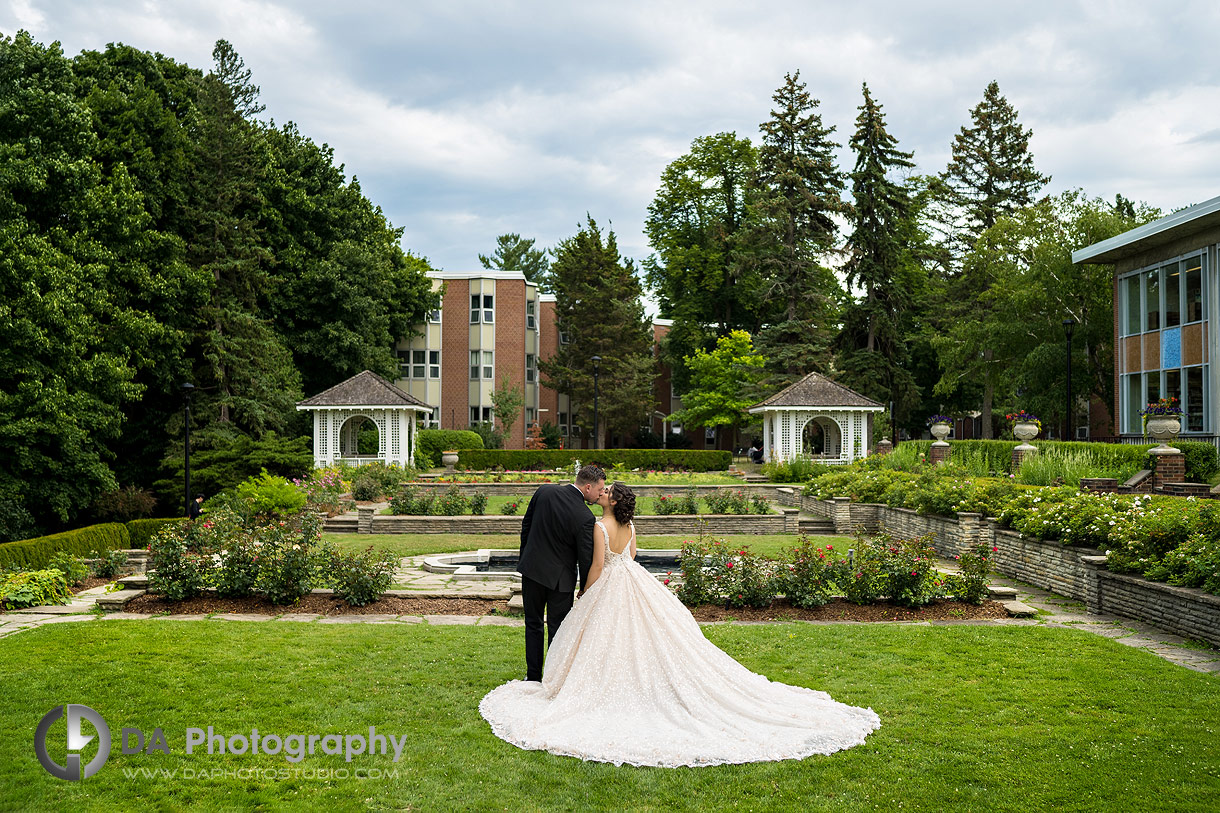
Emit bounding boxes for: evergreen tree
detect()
[743,72,848,390]
[940,80,1050,255]
[834,84,925,432]
[539,217,653,447]
[644,132,762,391]
[479,233,550,290]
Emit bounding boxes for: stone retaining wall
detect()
[799,496,1220,647]
[358,507,799,535]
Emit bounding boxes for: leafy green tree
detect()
[644,133,762,390]
[936,192,1160,435]
[834,84,925,433]
[743,72,848,390]
[261,123,440,395]
[479,233,551,290]
[490,378,525,444]
[539,217,653,447]
[668,331,766,435]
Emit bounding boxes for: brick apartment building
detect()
[394,270,682,450]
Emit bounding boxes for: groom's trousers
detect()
[522,575,574,681]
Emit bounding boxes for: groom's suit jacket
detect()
[518,483,595,593]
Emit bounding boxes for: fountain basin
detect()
[423,549,682,581]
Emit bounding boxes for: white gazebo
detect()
[296,370,432,468]
[747,372,885,465]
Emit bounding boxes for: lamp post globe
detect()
[591,355,602,450]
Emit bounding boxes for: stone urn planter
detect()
[441,451,459,472]
[1145,416,1182,454]
[1012,421,1040,443]
[930,422,951,444]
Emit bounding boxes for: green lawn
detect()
[383,494,778,517]
[3,622,1218,811]
[326,533,856,559]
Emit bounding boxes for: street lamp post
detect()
[591,355,601,449]
[1063,318,1076,441]
[181,382,195,518]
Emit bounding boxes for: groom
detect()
[518,464,605,682]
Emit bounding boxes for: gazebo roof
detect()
[296,370,431,411]
[748,371,883,412]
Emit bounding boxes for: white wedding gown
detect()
[480,521,881,767]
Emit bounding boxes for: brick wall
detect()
[441,279,469,430]
[496,278,527,449]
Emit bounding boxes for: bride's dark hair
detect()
[610,481,635,524]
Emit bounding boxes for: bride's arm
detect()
[629,523,636,559]
[580,524,606,596]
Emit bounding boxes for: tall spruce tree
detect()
[744,72,848,390]
[644,132,762,391]
[834,84,924,432]
[940,80,1050,256]
[538,217,653,447]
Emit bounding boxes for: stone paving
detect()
[2,551,1218,674]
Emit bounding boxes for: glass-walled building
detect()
[1074,196,1220,444]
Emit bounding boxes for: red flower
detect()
[726,561,734,569]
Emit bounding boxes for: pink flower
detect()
[992,546,998,552]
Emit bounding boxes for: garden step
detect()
[1001,600,1038,618]
[507,593,524,612]
[323,517,359,533]
[798,517,836,534]
[988,586,1018,599]
[96,589,145,612]
[116,574,149,589]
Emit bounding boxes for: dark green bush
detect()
[0,523,131,571]
[416,429,484,467]
[454,449,731,472]
[48,551,89,587]
[1177,440,1220,482]
[326,545,397,606]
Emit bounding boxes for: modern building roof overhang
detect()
[1073,194,1220,265]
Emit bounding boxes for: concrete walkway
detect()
[2,562,1218,674]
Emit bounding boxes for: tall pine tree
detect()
[478,233,551,290]
[538,217,653,447]
[834,84,924,433]
[744,72,848,390]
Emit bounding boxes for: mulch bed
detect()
[71,577,114,594]
[124,593,511,617]
[123,592,1007,622]
[690,598,1010,623]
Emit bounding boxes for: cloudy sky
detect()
[6,1,1220,282]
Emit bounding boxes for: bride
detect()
[479,482,880,767]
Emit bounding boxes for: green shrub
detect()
[777,536,838,608]
[436,485,470,516]
[875,533,944,608]
[148,525,213,601]
[389,487,434,516]
[351,475,383,502]
[704,540,777,609]
[214,530,260,599]
[327,545,398,606]
[832,542,885,606]
[252,513,324,605]
[1178,440,1220,482]
[416,429,485,467]
[762,456,837,483]
[0,569,71,608]
[0,523,131,571]
[127,518,185,549]
[48,551,89,587]
[153,430,313,509]
[655,489,699,515]
[453,449,731,473]
[1144,532,1220,593]
[500,499,522,516]
[231,469,308,516]
[951,541,995,604]
[676,538,715,606]
[470,493,488,516]
[90,549,128,579]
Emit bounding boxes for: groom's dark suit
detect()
[518,483,595,681]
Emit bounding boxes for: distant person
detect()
[750,440,764,464]
[188,495,205,519]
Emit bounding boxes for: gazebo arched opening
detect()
[801,416,842,458]
[337,414,380,460]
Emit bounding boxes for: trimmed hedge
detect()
[416,429,485,467]
[0,523,131,571]
[127,518,186,550]
[454,449,733,472]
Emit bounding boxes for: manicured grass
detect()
[326,533,857,559]
[2,622,1218,811]
[382,494,776,517]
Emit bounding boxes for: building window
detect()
[412,349,426,379]
[429,350,440,379]
[482,350,494,379]
[526,353,536,383]
[559,411,568,435]
[527,300,536,330]
[427,309,441,323]
[559,328,571,344]
[470,351,480,380]
[470,406,493,425]
[526,407,536,426]
[471,294,494,323]
[424,408,439,428]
